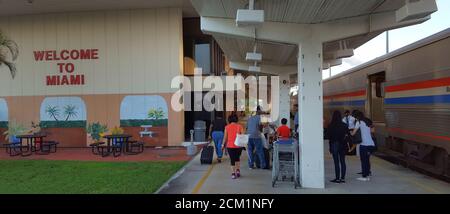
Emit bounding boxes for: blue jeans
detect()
[211,131,224,159]
[248,138,266,169]
[330,141,346,180]
[360,145,374,177]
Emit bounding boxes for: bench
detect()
[89,142,105,155]
[126,141,145,155]
[3,143,23,156]
[41,141,59,154]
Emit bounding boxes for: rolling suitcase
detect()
[200,143,214,164]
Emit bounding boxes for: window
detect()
[194,43,211,75]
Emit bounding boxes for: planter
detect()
[9,135,20,144]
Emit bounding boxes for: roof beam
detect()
[315,11,431,43]
[201,16,311,44]
[201,9,432,44]
[229,61,296,75]
[201,16,256,40]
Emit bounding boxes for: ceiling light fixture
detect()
[334,40,354,59]
[236,0,264,27]
[396,0,437,22]
[249,61,261,72]
[246,43,262,61]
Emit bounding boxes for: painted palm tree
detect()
[0,30,19,79]
[45,105,60,121]
[63,105,78,121]
[148,107,165,120]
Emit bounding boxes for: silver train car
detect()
[323,28,450,178]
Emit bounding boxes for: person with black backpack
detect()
[351,111,376,181]
[327,111,349,183]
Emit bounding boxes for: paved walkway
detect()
[158,143,450,194]
[0,147,190,162]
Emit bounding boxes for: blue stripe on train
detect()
[325,100,365,107]
[385,94,450,105]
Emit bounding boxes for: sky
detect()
[322,0,450,79]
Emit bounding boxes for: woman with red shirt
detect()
[222,114,244,179]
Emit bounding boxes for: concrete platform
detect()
[157,142,450,194]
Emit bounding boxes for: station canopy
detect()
[190,0,437,71]
[0,0,437,71]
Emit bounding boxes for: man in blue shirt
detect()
[246,106,266,169]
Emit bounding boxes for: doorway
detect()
[368,72,386,123]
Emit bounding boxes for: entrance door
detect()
[368,72,386,123]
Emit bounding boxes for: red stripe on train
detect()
[324,90,366,100]
[388,127,450,142]
[385,77,450,93]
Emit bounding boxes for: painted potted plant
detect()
[110,126,124,135]
[86,122,108,143]
[3,121,26,144]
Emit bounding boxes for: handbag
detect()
[352,129,362,144]
[234,134,249,147]
[261,133,270,149]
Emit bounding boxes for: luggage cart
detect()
[271,139,300,188]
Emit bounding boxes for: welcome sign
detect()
[33,49,99,86]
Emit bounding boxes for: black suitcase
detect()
[200,144,214,164]
[255,148,270,169]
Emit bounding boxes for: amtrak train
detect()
[323,28,450,179]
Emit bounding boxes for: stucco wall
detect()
[0,8,185,146]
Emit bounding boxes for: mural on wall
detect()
[0,30,19,79]
[0,98,8,128]
[120,95,168,127]
[40,97,87,128]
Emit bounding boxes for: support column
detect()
[278,73,291,127]
[298,41,325,188]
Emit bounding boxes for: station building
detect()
[0,2,237,147]
[0,0,439,188]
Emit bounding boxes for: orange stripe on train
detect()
[385,77,450,93]
[324,90,366,100]
[388,127,450,142]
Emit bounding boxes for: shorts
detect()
[227,148,243,166]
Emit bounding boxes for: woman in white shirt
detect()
[351,111,375,181]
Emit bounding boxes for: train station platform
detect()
[157,141,450,194]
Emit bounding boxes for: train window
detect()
[376,81,383,98]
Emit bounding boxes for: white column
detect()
[278,73,291,127]
[298,41,325,188]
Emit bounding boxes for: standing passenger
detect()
[327,111,349,183]
[342,110,356,130]
[246,106,266,169]
[342,110,356,155]
[209,114,227,163]
[222,115,244,179]
[352,111,375,181]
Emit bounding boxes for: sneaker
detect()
[330,179,340,183]
[236,169,241,178]
[231,173,236,179]
[357,172,372,176]
[340,179,346,184]
[217,158,222,163]
[356,177,370,181]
